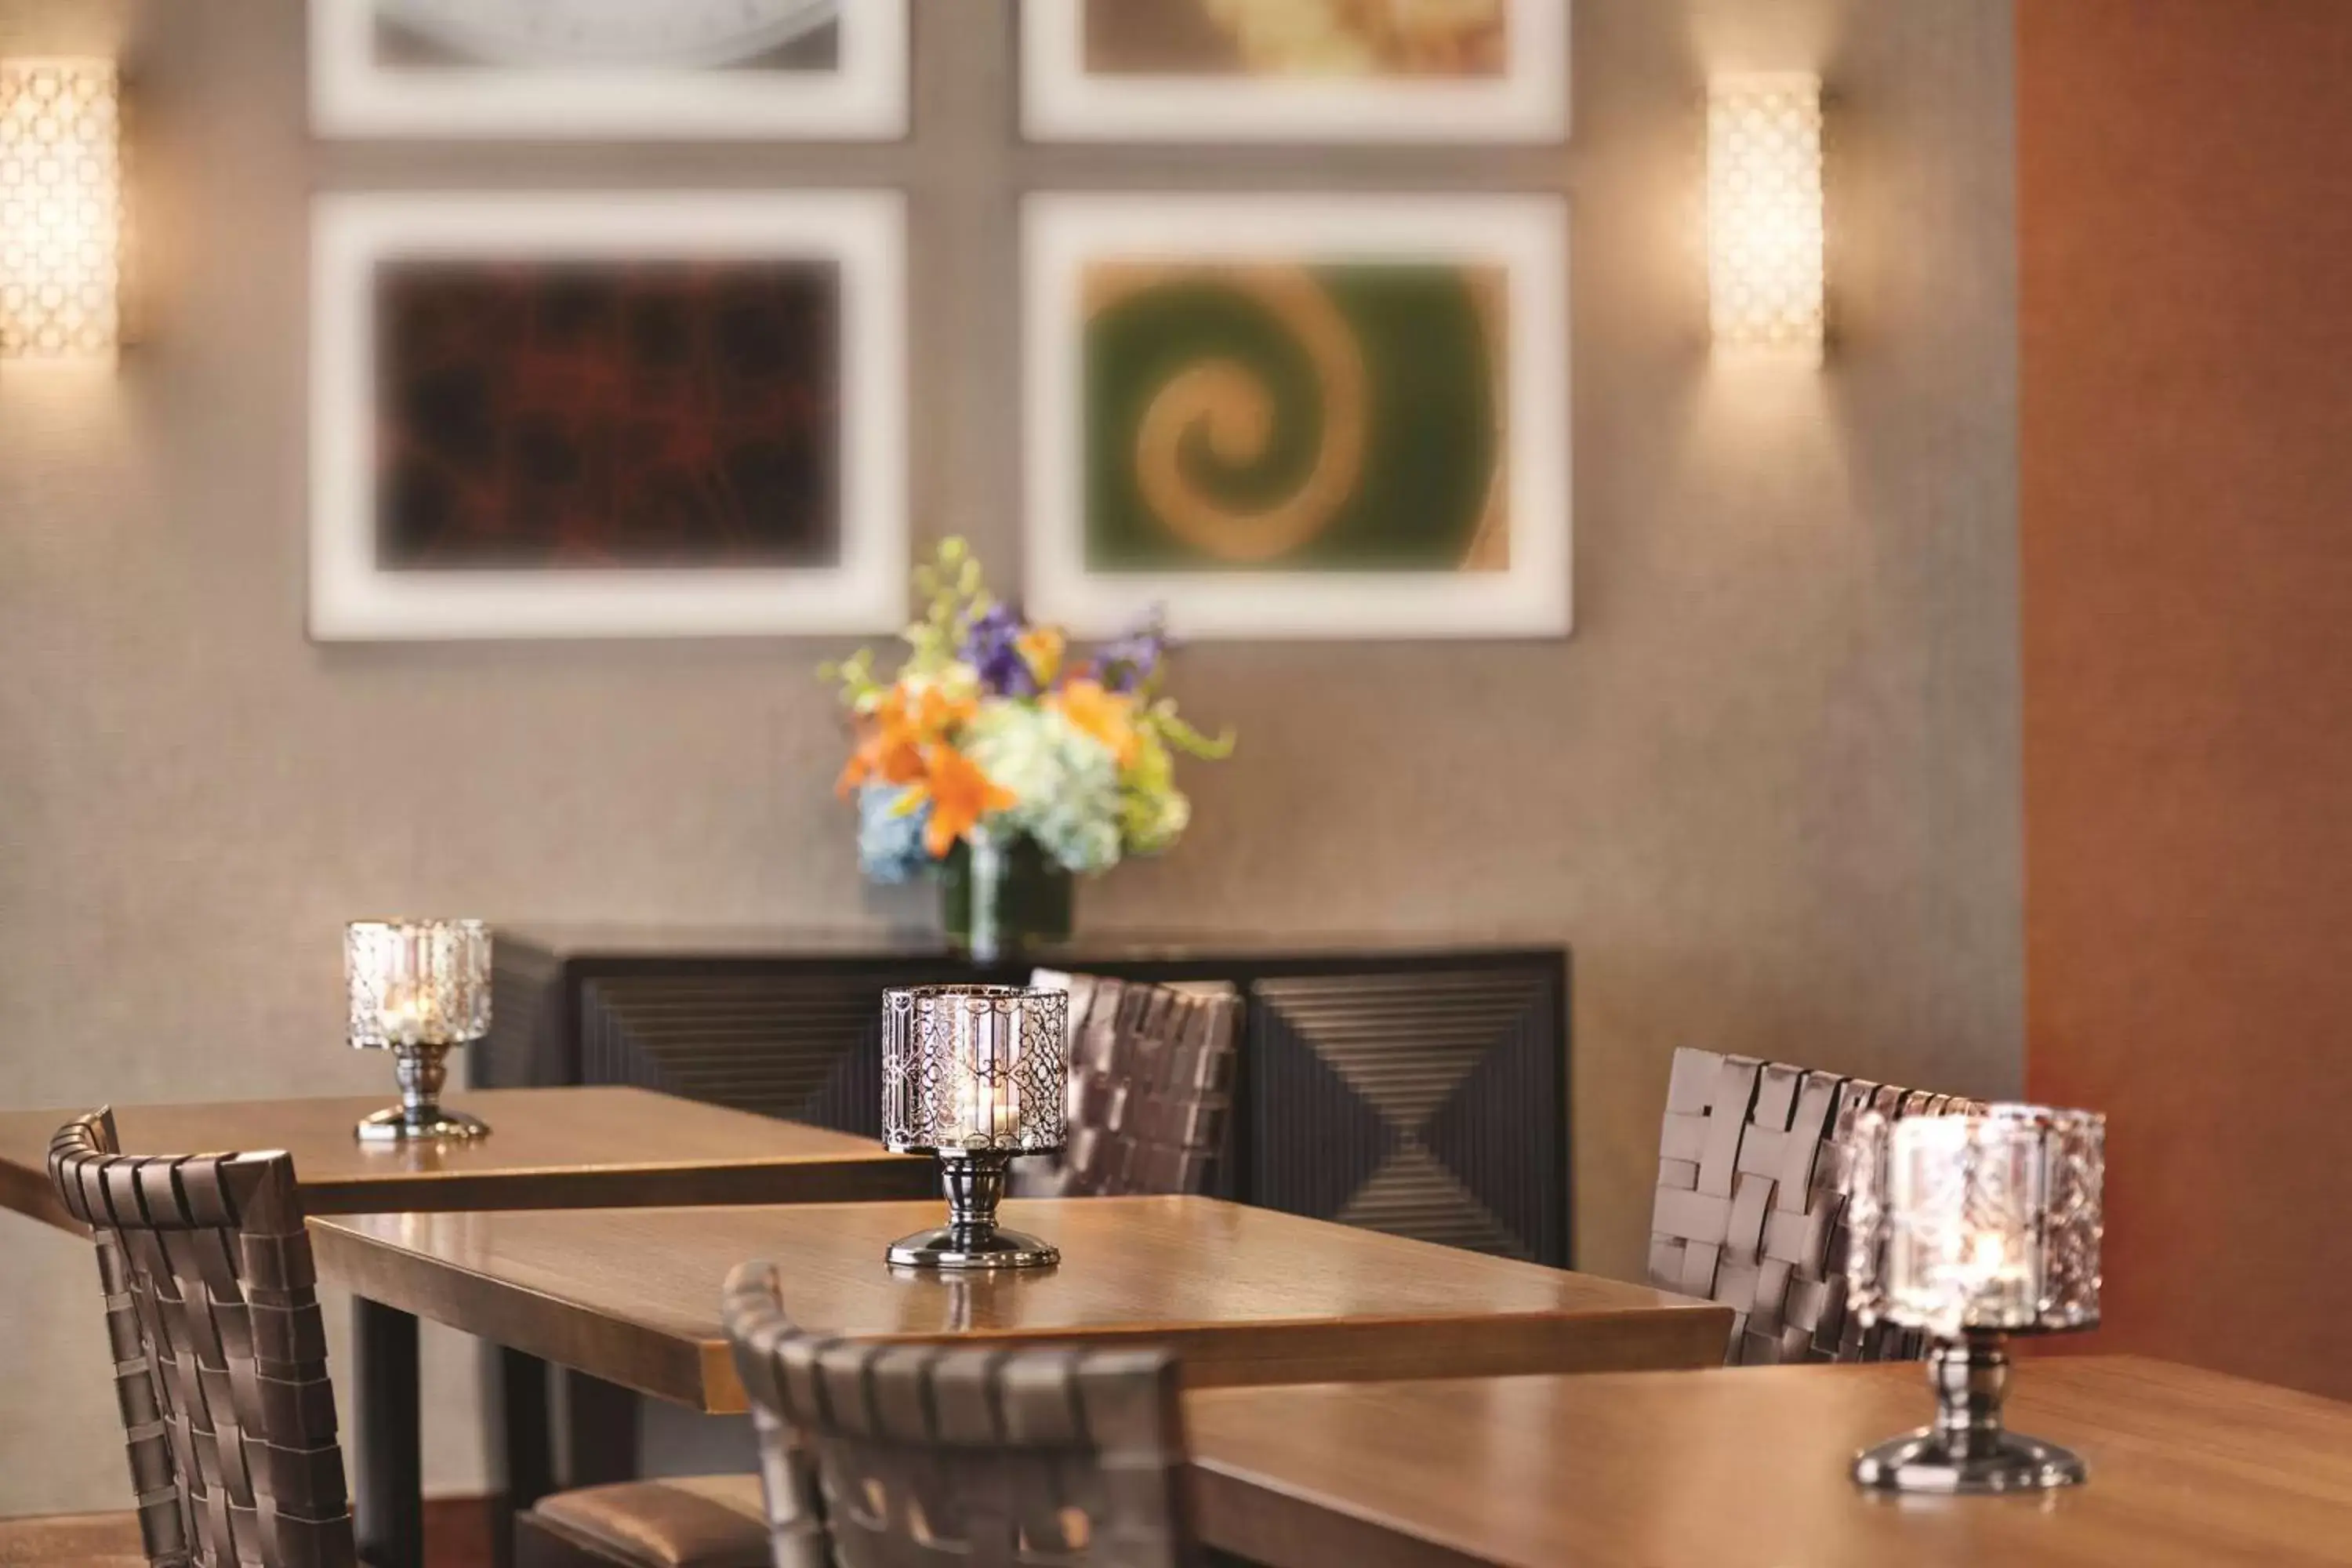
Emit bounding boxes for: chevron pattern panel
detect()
[579,975,888,1138]
[1250,966,1565,1265]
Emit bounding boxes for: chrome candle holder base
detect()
[1853,1332,2086,1495]
[886,1151,1058,1271]
[354,1042,492,1145]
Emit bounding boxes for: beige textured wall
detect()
[0,0,2020,1512]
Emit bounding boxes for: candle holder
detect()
[1847,1104,2104,1494]
[346,919,493,1144]
[880,985,1069,1269]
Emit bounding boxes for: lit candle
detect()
[1846,1103,2106,1495]
[343,918,494,1143]
[378,986,430,1045]
[877,984,1071,1271]
[1931,1232,2031,1323]
[951,1061,1022,1145]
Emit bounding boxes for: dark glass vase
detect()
[940,835,1075,962]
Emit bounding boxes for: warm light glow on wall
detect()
[1709,73,1825,361]
[0,59,122,360]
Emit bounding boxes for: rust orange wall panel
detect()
[2020,0,2352,1399]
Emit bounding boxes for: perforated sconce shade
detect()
[1709,73,1825,360]
[0,59,122,360]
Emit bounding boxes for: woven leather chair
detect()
[44,1112,719,1568]
[517,1265,1201,1568]
[1051,974,1240,1199]
[1647,1047,1984,1365]
[45,1109,356,1568]
[729,1260,1197,1568]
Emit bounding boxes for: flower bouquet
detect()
[826,540,1232,957]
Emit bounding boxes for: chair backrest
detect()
[1047,975,1239,1200]
[1647,1048,1985,1366]
[46,1109,354,1568]
[721,1261,1198,1568]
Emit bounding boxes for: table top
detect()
[308,1195,1731,1412]
[1187,1356,2352,1568]
[0,1087,933,1232]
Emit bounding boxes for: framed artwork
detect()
[1021,0,1568,144]
[310,191,908,641]
[1024,193,1570,641]
[308,0,909,140]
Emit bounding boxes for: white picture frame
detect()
[1021,0,1568,144]
[309,0,909,140]
[1024,192,1571,641]
[310,190,909,641]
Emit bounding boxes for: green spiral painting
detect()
[1083,261,1509,574]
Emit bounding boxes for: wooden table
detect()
[0,1087,935,1230]
[310,1196,1733,1412]
[1187,1356,2352,1566]
[0,1088,931,1568]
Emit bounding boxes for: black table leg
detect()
[492,1348,554,1568]
[354,1296,423,1568]
[561,1370,641,1487]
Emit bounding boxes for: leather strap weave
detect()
[48,1110,356,1568]
[722,1262,1198,1568]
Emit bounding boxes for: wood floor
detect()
[0,1497,496,1568]
[425,1497,498,1568]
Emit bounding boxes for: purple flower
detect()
[1094,612,1169,695]
[960,604,1038,697]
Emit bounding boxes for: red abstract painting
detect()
[374,260,841,570]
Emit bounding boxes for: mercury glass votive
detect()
[1847,1104,2105,1494]
[880,985,1069,1269]
[346,919,493,1143]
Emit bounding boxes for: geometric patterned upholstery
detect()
[1647,1049,1984,1365]
[1048,975,1239,1200]
[45,1109,358,1568]
[720,1261,1198,1568]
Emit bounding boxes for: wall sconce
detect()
[0,58,122,361]
[1709,72,1825,362]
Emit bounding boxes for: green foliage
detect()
[902,537,995,676]
[1144,699,1236,761]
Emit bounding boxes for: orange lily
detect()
[1051,678,1141,768]
[837,684,978,797]
[906,745,1016,857]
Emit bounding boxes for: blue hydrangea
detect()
[960,706,1124,876]
[856,782,934,884]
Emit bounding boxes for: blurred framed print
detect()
[310,191,908,641]
[1021,0,1568,143]
[1024,192,1570,641]
[309,0,909,139]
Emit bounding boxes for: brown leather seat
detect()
[516,1476,768,1568]
[0,1511,149,1567]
